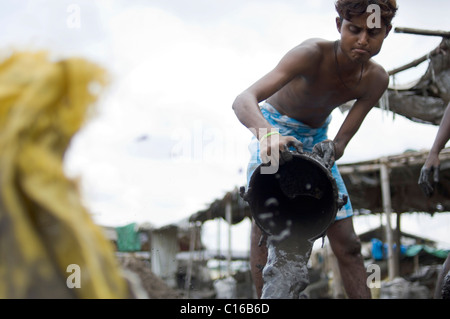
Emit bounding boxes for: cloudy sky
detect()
[1,0,450,251]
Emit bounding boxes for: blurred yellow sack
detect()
[0,52,130,298]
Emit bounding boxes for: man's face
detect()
[336,13,391,63]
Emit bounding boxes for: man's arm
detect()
[232,42,321,137]
[418,102,450,197]
[426,102,450,166]
[332,68,389,161]
[232,41,322,162]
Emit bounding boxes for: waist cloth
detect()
[246,102,353,220]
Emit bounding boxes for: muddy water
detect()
[443,273,450,299]
[261,229,314,299]
[260,197,317,299]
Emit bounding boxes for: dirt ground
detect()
[117,255,184,299]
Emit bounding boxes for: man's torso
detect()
[266,39,376,128]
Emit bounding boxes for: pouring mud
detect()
[259,197,316,299]
[262,227,314,298]
[242,152,345,299]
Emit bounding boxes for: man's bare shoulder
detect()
[366,59,389,85]
[293,38,331,55]
[360,60,390,99]
[282,38,331,71]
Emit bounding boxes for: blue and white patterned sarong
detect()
[246,102,353,220]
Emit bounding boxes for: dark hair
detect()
[335,0,398,26]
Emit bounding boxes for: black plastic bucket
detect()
[242,152,346,241]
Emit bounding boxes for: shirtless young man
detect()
[232,0,398,298]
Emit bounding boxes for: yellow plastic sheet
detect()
[0,52,130,298]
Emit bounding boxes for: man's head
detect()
[334,0,398,63]
[335,0,398,27]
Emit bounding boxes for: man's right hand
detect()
[259,134,303,167]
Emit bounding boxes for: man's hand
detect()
[280,139,304,165]
[418,153,440,197]
[418,165,440,198]
[259,134,303,167]
[312,139,335,170]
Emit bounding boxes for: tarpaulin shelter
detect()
[115,223,142,252]
[405,245,449,260]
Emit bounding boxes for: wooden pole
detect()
[380,159,397,280]
[395,213,401,276]
[394,27,450,38]
[387,37,448,76]
[217,217,222,278]
[226,200,232,276]
[184,223,196,296]
[414,255,420,273]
